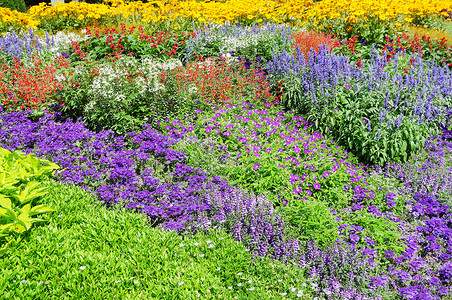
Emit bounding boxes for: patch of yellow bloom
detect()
[2,0,449,32]
[0,7,39,29]
[0,0,314,30]
[302,0,452,22]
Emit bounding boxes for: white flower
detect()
[79,266,86,270]
[237,272,242,276]
[178,281,184,285]
[237,282,243,286]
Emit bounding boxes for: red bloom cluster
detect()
[161,59,275,105]
[74,23,194,62]
[291,30,340,60]
[0,56,70,110]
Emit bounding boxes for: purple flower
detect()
[313,182,321,190]
[384,250,394,259]
[345,85,351,89]
[350,234,360,243]
[253,163,259,170]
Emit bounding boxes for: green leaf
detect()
[0,194,12,209]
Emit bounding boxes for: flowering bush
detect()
[335,32,452,68]
[291,29,340,60]
[162,58,274,107]
[53,56,187,134]
[0,28,59,61]
[0,55,69,111]
[69,23,192,62]
[300,0,452,45]
[185,22,293,63]
[266,46,451,165]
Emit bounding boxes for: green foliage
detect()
[0,0,27,12]
[0,148,58,251]
[284,198,340,247]
[0,179,315,299]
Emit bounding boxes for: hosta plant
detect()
[0,147,59,251]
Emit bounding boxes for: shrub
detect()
[0,0,26,13]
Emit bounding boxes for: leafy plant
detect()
[0,147,58,251]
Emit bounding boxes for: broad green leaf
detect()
[0,194,11,209]
[28,204,54,216]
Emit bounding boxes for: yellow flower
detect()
[63,13,68,17]
[395,22,401,26]
[78,14,84,20]
[404,16,413,22]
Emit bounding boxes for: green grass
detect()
[0,180,314,300]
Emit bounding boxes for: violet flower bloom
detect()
[253,163,259,170]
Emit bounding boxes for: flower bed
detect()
[2,1,452,299]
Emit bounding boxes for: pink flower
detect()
[345,85,351,89]
[253,163,259,170]
[306,190,312,196]
[314,182,321,190]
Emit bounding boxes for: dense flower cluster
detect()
[302,0,452,22]
[266,45,452,164]
[1,0,313,31]
[186,22,292,62]
[0,27,58,61]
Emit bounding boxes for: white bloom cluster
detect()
[84,57,182,112]
[188,22,292,59]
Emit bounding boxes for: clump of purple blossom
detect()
[0,27,57,60]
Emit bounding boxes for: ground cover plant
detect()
[2,0,452,299]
